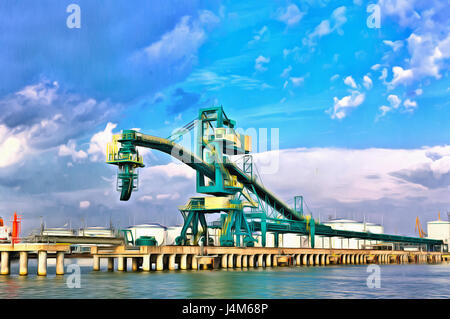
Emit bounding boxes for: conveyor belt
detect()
[128,133,301,221]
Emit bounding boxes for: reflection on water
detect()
[0,259,449,298]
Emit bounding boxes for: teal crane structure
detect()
[106,107,444,251]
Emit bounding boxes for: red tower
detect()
[11,212,21,244]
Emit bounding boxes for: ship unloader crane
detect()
[106,107,314,247]
[106,106,443,251]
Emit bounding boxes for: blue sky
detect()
[0,0,449,235]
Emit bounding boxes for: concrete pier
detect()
[156,254,163,271]
[168,254,176,270]
[248,255,254,267]
[118,256,127,271]
[19,251,28,276]
[1,251,10,275]
[180,254,187,270]
[309,254,314,266]
[56,252,65,275]
[236,255,242,268]
[191,255,198,270]
[242,255,248,268]
[257,254,263,267]
[0,244,69,277]
[265,254,272,267]
[37,251,47,276]
[227,254,234,268]
[87,245,445,276]
[142,255,151,271]
[93,255,100,271]
[272,255,278,267]
[302,254,308,265]
[221,254,228,268]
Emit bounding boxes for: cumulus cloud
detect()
[275,4,305,26]
[280,65,292,78]
[0,80,117,167]
[87,122,118,162]
[383,40,403,52]
[403,98,417,109]
[377,94,418,118]
[290,76,304,87]
[344,76,357,89]
[363,75,373,89]
[389,66,414,88]
[387,94,401,109]
[58,140,88,162]
[378,1,450,89]
[329,91,365,119]
[249,26,268,44]
[255,55,270,72]
[304,6,347,46]
[245,145,450,233]
[135,11,219,69]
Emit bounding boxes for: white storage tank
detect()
[324,219,384,249]
[166,225,183,245]
[126,223,167,246]
[427,220,450,246]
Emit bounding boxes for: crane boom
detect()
[107,131,302,221]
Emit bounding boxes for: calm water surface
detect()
[0,259,449,298]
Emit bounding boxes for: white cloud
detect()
[280,65,292,78]
[156,192,180,200]
[88,122,118,162]
[135,11,219,67]
[378,105,391,117]
[387,94,401,109]
[415,88,423,96]
[389,66,413,87]
[344,76,357,89]
[0,125,28,168]
[378,95,418,118]
[383,40,403,52]
[305,6,347,46]
[79,201,90,209]
[403,99,418,109]
[255,55,270,72]
[252,145,450,207]
[249,26,268,44]
[138,195,153,202]
[371,64,381,71]
[16,81,59,105]
[145,162,196,179]
[329,91,365,119]
[378,68,388,83]
[276,4,305,26]
[363,75,373,89]
[330,74,340,81]
[58,140,88,162]
[290,76,304,87]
